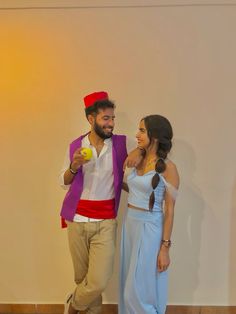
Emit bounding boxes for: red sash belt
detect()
[76,199,116,219]
[61,199,116,228]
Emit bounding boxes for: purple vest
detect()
[60,133,127,221]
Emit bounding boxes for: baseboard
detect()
[0,304,236,314]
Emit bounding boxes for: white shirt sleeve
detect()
[59,147,71,190]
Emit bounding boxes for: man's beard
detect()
[94,121,113,139]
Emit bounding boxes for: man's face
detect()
[91,108,115,139]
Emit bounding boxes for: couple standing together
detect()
[60,91,180,314]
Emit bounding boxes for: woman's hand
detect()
[157,246,170,272]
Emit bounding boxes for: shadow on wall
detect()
[229,177,236,304]
[168,139,205,304]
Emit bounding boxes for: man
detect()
[60,91,142,314]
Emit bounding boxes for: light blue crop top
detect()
[127,169,170,212]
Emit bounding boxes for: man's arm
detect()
[60,147,88,187]
[123,147,145,169]
[59,148,71,190]
[122,182,129,192]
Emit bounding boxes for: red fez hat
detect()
[84,91,109,108]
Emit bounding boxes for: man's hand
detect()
[64,148,90,185]
[70,148,90,172]
[123,148,144,170]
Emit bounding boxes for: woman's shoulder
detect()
[163,159,180,189]
[165,159,177,171]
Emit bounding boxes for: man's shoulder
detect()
[112,134,127,146]
[70,133,89,145]
[112,134,126,139]
[112,134,128,157]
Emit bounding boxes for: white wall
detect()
[0,0,236,305]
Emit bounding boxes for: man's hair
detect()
[85,99,116,118]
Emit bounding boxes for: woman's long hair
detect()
[142,115,173,210]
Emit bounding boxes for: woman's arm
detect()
[157,161,180,272]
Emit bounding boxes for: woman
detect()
[119,115,180,314]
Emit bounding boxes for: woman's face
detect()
[136,120,150,149]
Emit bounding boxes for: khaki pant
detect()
[67,219,117,314]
